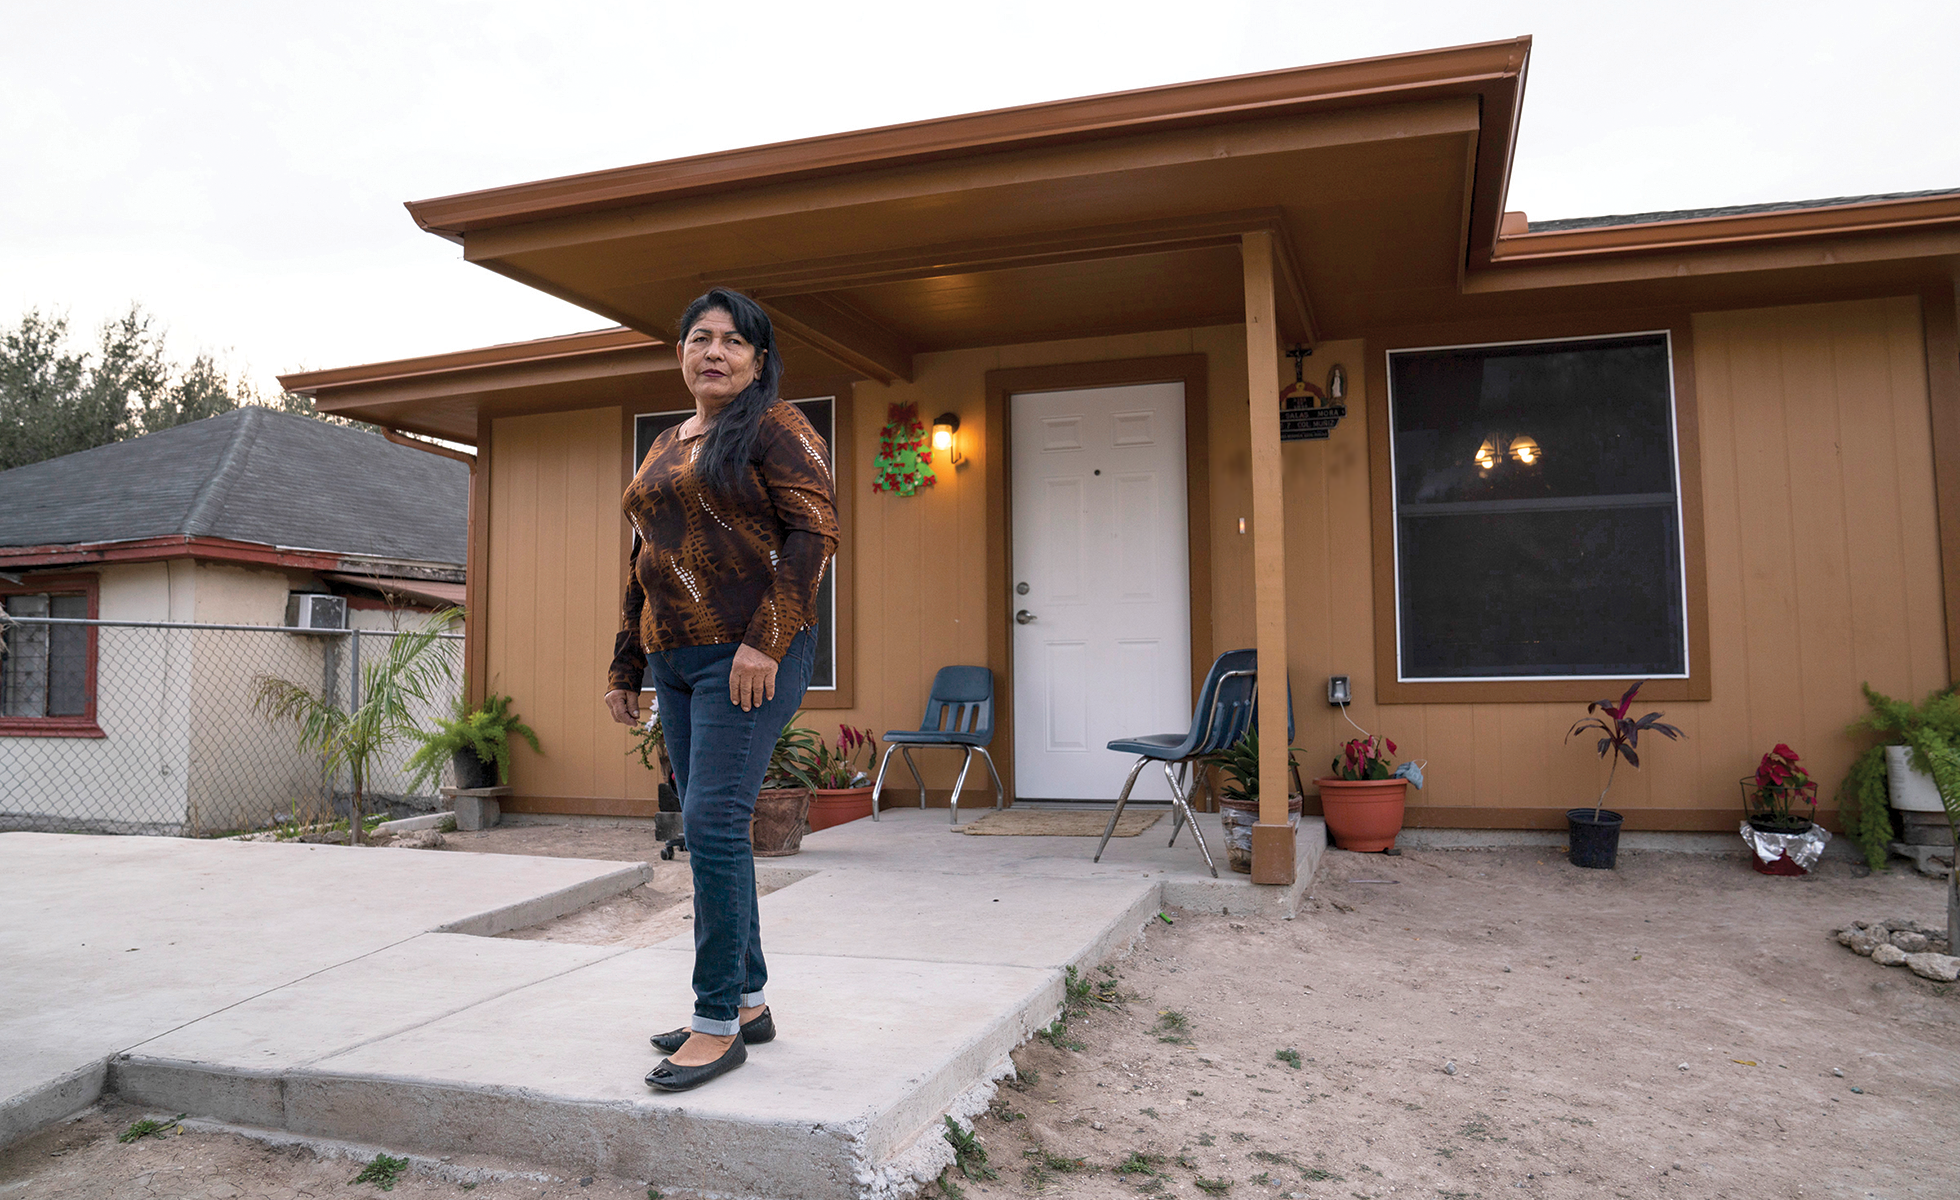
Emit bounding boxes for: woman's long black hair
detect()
[678,287,783,493]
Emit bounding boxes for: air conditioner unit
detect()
[285,593,347,633]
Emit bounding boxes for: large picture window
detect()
[1386,332,1688,682]
[633,397,840,692]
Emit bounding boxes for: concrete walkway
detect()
[0,808,1321,1199]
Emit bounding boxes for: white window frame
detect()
[1384,330,1693,684]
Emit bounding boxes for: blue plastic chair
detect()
[871,666,1007,825]
[1094,649,1295,877]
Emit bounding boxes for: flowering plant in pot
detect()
[795,725,881,831]
[1743,744,1817,834]
[1739,742,1829,876]
[1314,730,1415,853]
[1564,680,1684,869]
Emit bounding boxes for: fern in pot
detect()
[406,693,540,792]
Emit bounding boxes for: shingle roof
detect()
[0,407,467,565]
[1526,187,1960,233]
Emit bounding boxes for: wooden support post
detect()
[1242,230,1296,886]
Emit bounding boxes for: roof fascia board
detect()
[1486,192,1960,264]
[1462,38,1531,271]
[410,40,1528,240]
[1467,225,1960,294]
[465,97,1483,264]
[280,327,660,394]
[0,536,343,572]
[285,340,675,403]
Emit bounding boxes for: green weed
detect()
[1302,1167,1345,1182]
[1036,1020,1083,1051]
[943,1117,997,1181]
[1193,1176,1232,1194]
[351,1153,409,1191]
[1274,1048,1302,1069]
[116,1115,183,1144]
[1118,1152,1164,1176]
[937,1170,968,1200]
[1154,1009,1191,1044]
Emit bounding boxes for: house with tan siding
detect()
[281,38,1960,879]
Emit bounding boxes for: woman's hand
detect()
[729,644,778,711]
[604,689,641,726]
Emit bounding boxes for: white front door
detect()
[1010,382,1192,800]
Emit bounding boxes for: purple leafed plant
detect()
[1566,680,1685,819]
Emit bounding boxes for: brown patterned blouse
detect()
[608,402,838,692]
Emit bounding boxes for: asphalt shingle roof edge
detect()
[1526,187,1960,233]
[0,407,468,565]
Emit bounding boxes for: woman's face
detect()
[678,309,761,412]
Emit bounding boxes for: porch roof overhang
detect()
[398,38,1536,386]
[295,38,1960,439]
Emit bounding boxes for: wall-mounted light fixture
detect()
[1508,434,1541,465]
[931,412,966,466]
[1475,438,1500,471]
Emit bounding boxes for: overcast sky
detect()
[4,0,1955,396]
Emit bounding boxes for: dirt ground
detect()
[5,823,1955,1200]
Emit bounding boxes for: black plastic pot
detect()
[1567,807,1624,869]
[452,749,497,791]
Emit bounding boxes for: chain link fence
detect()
[1,617,463,837]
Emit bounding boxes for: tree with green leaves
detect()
[252,610,461,845]
[0,304,332,472]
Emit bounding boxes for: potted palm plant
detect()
[753,719,821,856]
[1315,731,1409,853]
[405,692,540,791]
[1205,725,1305,873]
[1565,680,1684,869]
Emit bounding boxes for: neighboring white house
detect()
[0,407,468,834]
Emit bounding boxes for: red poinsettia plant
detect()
[1567,680,1685,819]
[1745,742,1817,830]
[1332,733,1397,781]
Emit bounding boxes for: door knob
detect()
[1015,609,1037,625]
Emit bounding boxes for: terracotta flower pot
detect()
[751,788,811,857]
[807,786,874,832]
[1314,777,1408,852]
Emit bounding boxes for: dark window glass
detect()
[633,398,838,690]
[1388,334,1686,680]
[1,592,91,717]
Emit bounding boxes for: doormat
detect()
[959,809,1163,837]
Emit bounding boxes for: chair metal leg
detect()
[974,748,1007,811]
[1167,761,1191,846]
[1095,756,1151,862]
[870,745,899,821]
[947,747,975,825]
[900,747,929,809]
[1164,759,1218,878]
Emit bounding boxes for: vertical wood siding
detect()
[488,407,652,811]
[1321,296,1940,829]
[478,298,1941,829]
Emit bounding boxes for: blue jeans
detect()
[648,629,814,1034]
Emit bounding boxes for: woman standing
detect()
[604,288,837,1092]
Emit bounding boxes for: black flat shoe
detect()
[645,1035,747,1092]
[649,1007,774,1054]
